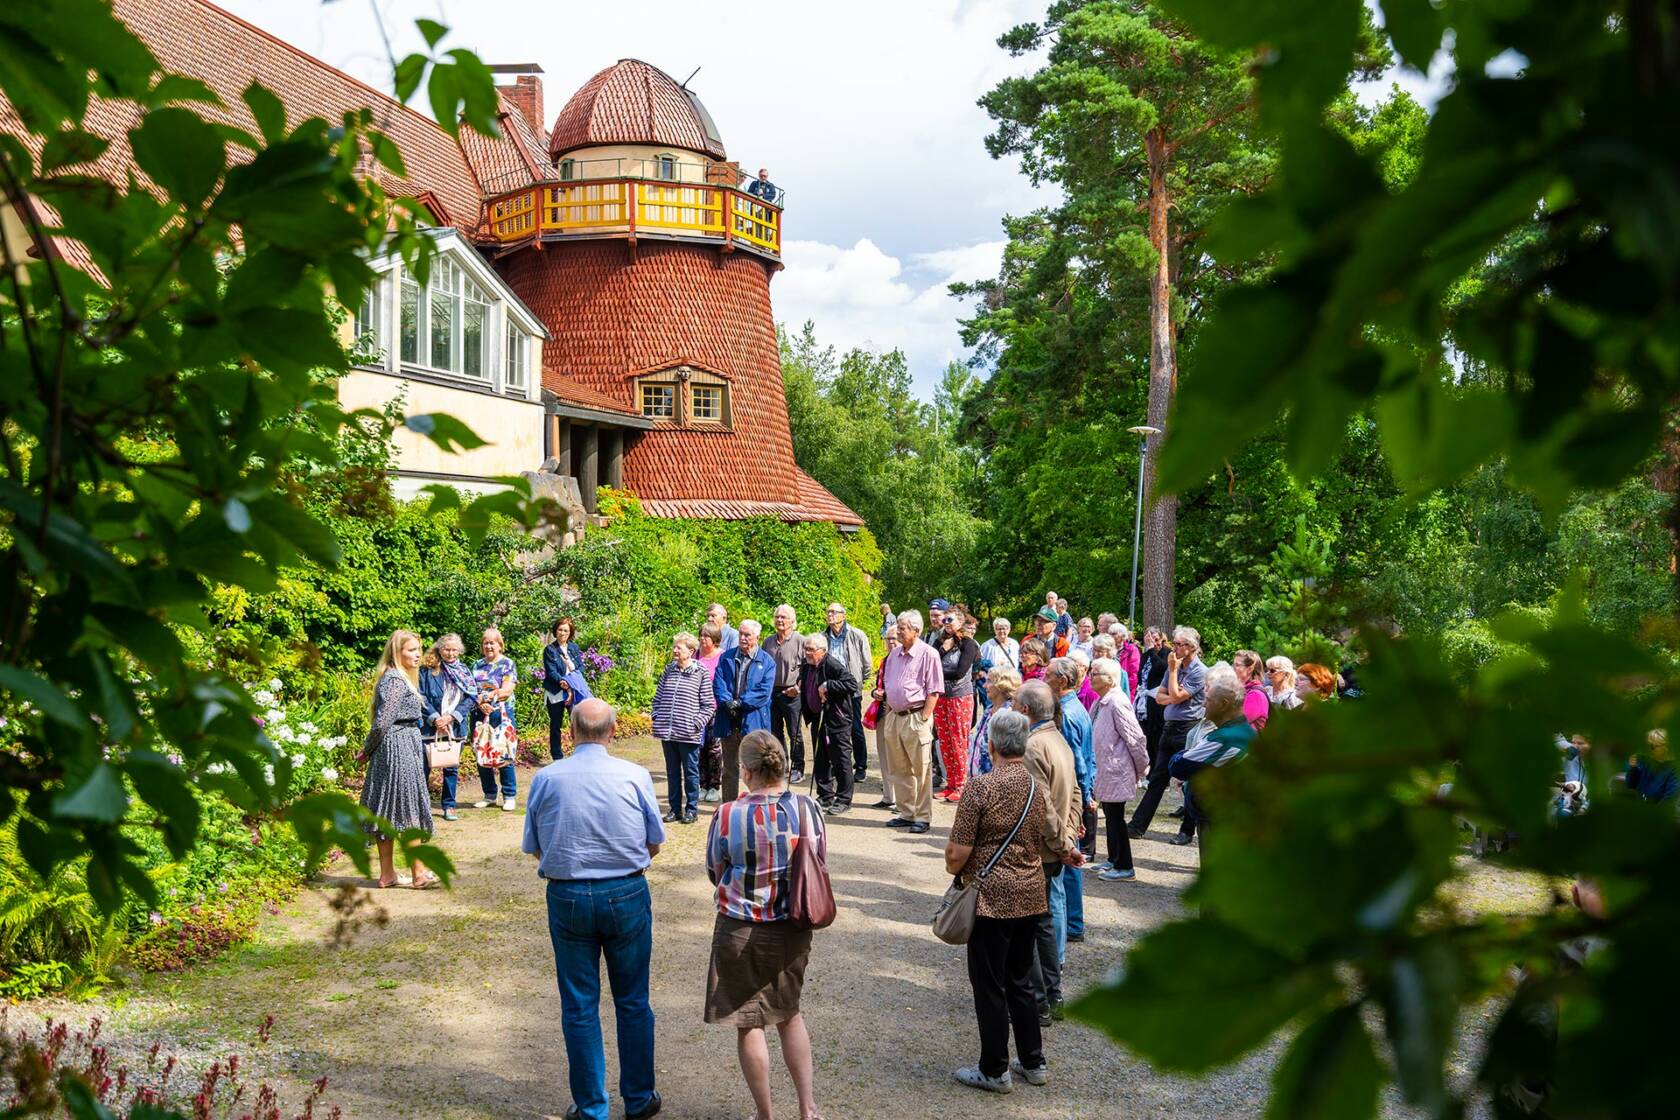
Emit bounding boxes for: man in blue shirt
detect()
[706,602,739,652]
[713,619,776,800]
[1046,658,1095,948]
[523,698,667,1120]
[745,167,778,202]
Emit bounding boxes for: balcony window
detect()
[655,154,676,181]
[355,280,384,355]
[558,158,574,181]
[691,383,723,422]
[506,322,528,392]
[640,383,675,419]
[399,273,418,364]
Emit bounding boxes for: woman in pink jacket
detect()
[1088,656,1151,882]
[1233,650,1271,732]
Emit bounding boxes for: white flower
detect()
[320,766,338,783]
[252,689,275,706]
[206,762,229,776]
[262,763,275,786]
[290,753,306,768]
[294,733,314,747]
[300,721,317,734]
[265,708,285,724]
[269,678,283,690]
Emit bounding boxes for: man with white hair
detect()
[1014,680,1082,1025]
[707,602,739,653]
[1129,625,1206,841]
[821,602,874,783]
[713,620,775,801]
[763,604,807,784]
[874,609,943,833]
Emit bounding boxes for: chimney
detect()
[488,64,545,135]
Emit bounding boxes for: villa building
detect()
[2,0,860,529]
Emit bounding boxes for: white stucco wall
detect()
[338,368,544,481]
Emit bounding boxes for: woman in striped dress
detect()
[651,631,717,824]
[705,730,826,1120]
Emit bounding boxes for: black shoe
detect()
[1037,1007,1053,1027]
[824,803,850,816]
[1167,832,1195,846]
[1066,933,1084,944]
[1126,825,1146,839]
[661,810,680,823]
[626,1092,663,1120]
[909,822,931,834]
[1167,806,1186,819]
[681,811,697,824]
[789,769,805,785]
[566,1108,580,1120]
[886,817,913,828]
[854,769,867,781]
[871,799,895,810]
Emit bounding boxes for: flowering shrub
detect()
[243,680,349,795]
[0,1012,343,1118]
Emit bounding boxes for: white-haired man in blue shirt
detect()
[524,697,667,1120]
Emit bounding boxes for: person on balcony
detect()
[745,167,778,203]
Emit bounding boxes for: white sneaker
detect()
[501,798,517,812]
[1009,1058,1049,1086]
[473,799,493,809]
[955,1066,1013,1094]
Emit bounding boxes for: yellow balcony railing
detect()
[482,178,780,256]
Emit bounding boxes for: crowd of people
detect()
[353,592,1366,1118]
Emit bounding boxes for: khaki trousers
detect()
[883,709,933,824]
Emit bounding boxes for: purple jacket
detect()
[1092,688,1150,803]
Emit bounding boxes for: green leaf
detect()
[1070,918,1337,1071]
[393,53,428,103]
[150,73,219,105]
[1380,0,1443,71]
[128,106,226,207]
[250,496,342,567]
[54,763,130,823]
[1377,940,1460,1115]
[242,81,286,140]
[1163,0,1363,124]
[1267,1004,1384,1120]
[0,665,89,730]
[415,18,448,48]
[39,127,109,173]
[404,412,488,452]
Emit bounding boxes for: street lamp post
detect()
[1127,424,1162,627]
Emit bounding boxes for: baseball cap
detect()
[929,598,951,610]
[1035,606,1058,622]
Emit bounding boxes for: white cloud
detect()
[776,238,1005,393]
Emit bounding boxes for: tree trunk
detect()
[1141,126,1178,631]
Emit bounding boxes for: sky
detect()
[215,1,1453,400]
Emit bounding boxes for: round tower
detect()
[488,59,804,514]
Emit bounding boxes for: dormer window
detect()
[640,383,675,419]
[558,158,575,181]
[655,154,677,181]
[691,384,723,422]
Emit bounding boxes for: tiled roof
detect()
[641,476,862,528]
[544,372,642,417]
[108,0,482,221]
[549,59,727,159]
[459,88,553,198]
[795,470,863,527]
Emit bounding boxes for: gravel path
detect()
[26,739,1349,1118]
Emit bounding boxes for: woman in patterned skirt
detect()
[361,630,438,889]
[933,609,981,802]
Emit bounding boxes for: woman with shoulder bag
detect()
[704,730,827,1120]
[943,708,1051,1093]
[542,616,589,760]
[419,633,475,821]
[470,628,520,812]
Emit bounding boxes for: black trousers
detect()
[1129,719,1193,833]
[1101,801,1135,870]
[546,699,570,760]
[770,690,804,770]
[850,695,868,776]
[1029,863,1062,1006]
[967,913,1046,1079]
[1079,805,1098,860]
[810,715,854,806]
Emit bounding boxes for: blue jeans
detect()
[431,763,458,810]
[1063,862,1084,939]
[546,875,656,1120]
[1048,863,1067,968]
[661,740,700,816]
[479,759,516,800]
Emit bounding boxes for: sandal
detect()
[411,874,442,890]
[376,877,400,889]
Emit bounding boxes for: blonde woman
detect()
[362,630,438,889]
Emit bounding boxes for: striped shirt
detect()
[650,660,716,744]
[706,790,827,922]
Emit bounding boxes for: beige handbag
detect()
[426,737,462,769]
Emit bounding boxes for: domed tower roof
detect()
[549,59,727,159]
